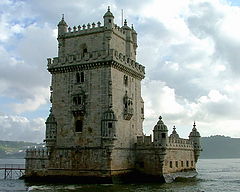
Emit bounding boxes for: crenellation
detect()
[47,49,145,76]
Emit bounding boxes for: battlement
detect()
[136,135,194,150]
[136,135,152,146]
[61,22,132,41]
[62,21,104,38]
[47,49,145,78]
[168,137,194,149]
[25,147,49,159]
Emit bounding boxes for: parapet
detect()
[137,135,152,146]
[62,21,104,38]
[25,146,49,159]
[168,137,194,149]
[47,49,145,79]
[59,20,133,42]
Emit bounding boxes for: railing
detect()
[0,164,25,179]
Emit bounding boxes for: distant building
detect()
[25,7,201,183]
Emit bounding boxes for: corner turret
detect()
[131,24,138,55]
[189,121,201,162]
[44,107,57,149]
[57,14,68,37]
[153,116,168,147]
[103,6,114,29]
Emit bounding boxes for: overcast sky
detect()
[0,0,240,142]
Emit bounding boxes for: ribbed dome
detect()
[58,15,67,26]
[103,6,114,18]
[154,116,168,131]
[46,108,56,124]
[170,126,179,138]
[189,122,200,137]
[102,108,116,121]
[122,19,131,30]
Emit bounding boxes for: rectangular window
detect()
[75,120,83,132]
[181,161,184,167]
[73,96,82,105]
[108,122,113,128]
[80,72,84,82]
[175,161,178,168]
[191,161,194,167]
[186,160,189,167]
[162,133,166,138]
[170,161,172,168]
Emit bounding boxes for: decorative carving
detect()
[123,91,133,120]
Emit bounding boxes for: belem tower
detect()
[25,7,201,183]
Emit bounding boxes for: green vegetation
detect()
[200,135,240,159]
[1,135,240,159]
[0,140,42,158]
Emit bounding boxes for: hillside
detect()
[0,140,42,158]
[200,135,240,159]
[0,136,240,159]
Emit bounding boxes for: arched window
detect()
[75,120,83,132]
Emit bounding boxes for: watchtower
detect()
[45,7,145,175]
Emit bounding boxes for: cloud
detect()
[0,113,45,142]
[1,0,240,141]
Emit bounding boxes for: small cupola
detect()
[45,108,57,148]
[170,125,179,138]
[189,121,200,138]
[46,107,57,124]
[154,116,168,132]
[57,14,68,36]
[103,6,114,28]
[122,19,131,30]
[153,116,168,147]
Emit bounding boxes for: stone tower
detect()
[45,7,145,176]
[25,8,201,182]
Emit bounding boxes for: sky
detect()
[0,0,240,142]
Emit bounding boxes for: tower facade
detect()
[26,7,145,178]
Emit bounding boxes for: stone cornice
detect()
[47,49,145,79]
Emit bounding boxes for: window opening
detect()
[76,72,80,83]
[80,72,84,82]
[162,133,166,138]
[108,122,113,128]
[75,120,83,132]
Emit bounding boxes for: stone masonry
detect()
[25,7,201,182]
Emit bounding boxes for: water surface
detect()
[0,158,240,191]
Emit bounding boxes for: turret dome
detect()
[170,126,179,138]
[154,116,168,131]
[103,6,114,18]
[102,108,117,121]
[46,108,56,124]
[189,122,200,137]
[58,15,67,26]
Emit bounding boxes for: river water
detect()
[0,158,240,191]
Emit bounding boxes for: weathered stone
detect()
[25,7,201,183]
